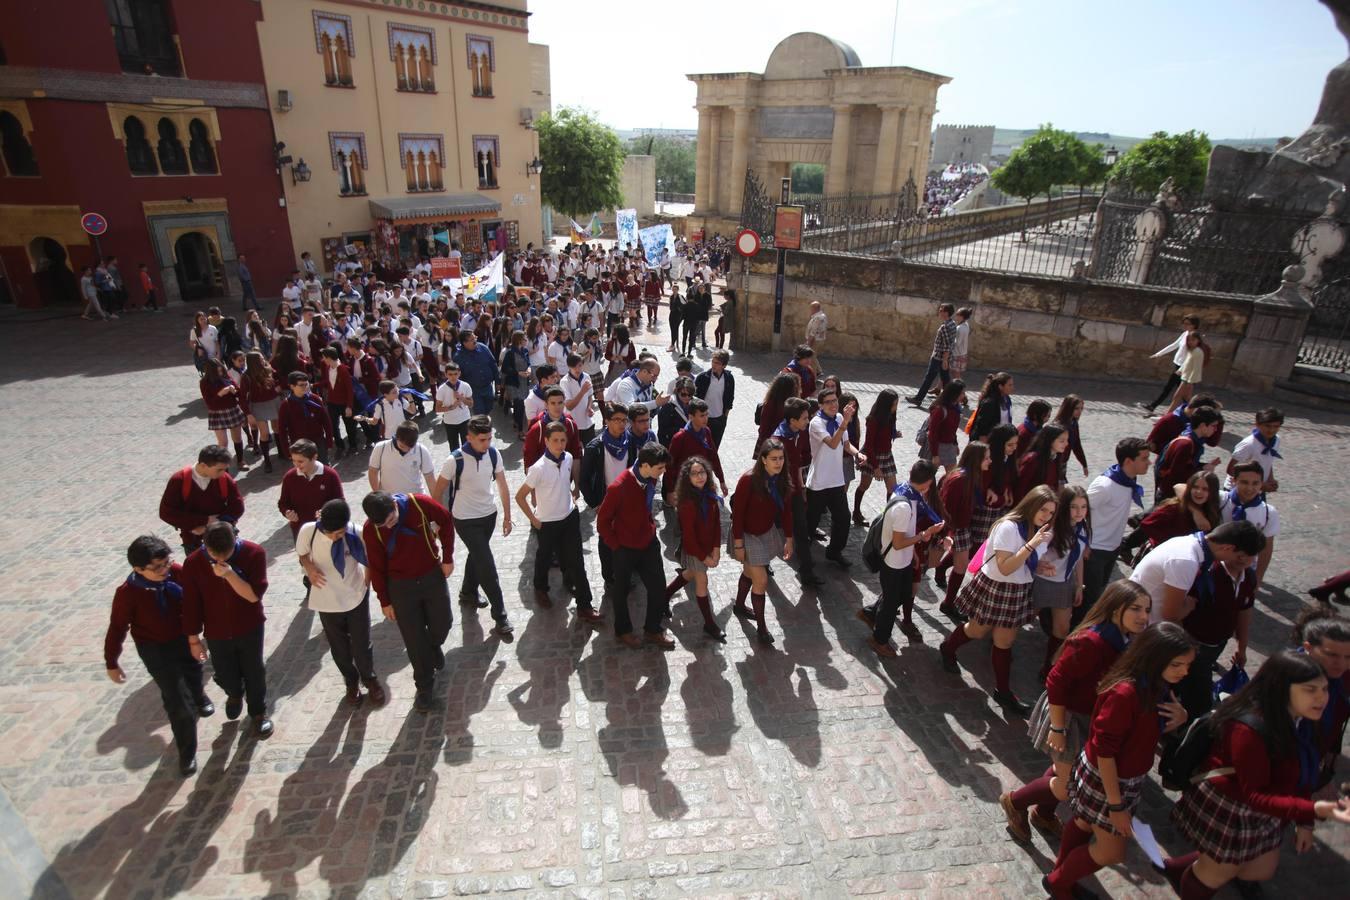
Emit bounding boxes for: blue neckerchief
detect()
[1171,406,1190,427]
[697,486,722,519]
[585,340,602,360]
[1021,418,1041,435]
[1063,522,1090,580]
[1295,717,1320,792]
[894,482,940,527]
[382,494,421,554]
[532,385,548,402]
[330,526,367,576]
[774,420,796,440]
[1091,621,1127,654]
[460,441,487,462]
[684,420,713,451]
[765,474,784,511]
[1178,426,1205,467]
[1191,533,1216,604]
[126,571,182,615]
[288,392,323,418]
[601,428,630,461]
[1014,521,1041,575]
[1104,464,1145,508]
[1252,428,1282,460]
[629,427,656,448]
[817,410,840,437]
[542,448,566,466]
[632,464,656,515]
[567,369,585,386]
[1227,488,1263,522]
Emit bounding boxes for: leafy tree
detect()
[991,124,1079,206]
[1108,130,1211,195]
[537,107,624,218]
[1074,142,1112,191]
[627,134,696,195]
[790,163,825,195]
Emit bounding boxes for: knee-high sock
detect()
[735,575,752,608]
[1010,774,1056,813]
[258,439,270,460]
[234,442,247,463]
[1053,820,1092,868]
[1048,844,1101,896]
[943,570,966,607]
[665,573,688,601]
[1162,851,1199,887]
[1180,865,1218,900]
[941,622,976,657]
[1042,635,1064,674]
[990,645,1013,693]
[751,593,768,633]
[695,595,717,629]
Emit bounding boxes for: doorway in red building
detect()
[28,237,78,306]
[174,232,224,301]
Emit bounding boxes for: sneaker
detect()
[999,792,1031,842]
[252,716,274,738]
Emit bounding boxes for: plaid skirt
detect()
[1032,576,1077,610]
[730,526,785,566]
[1172,779,1285,864]
[207,406,246,431]
[1068,752,1145,831]
[1027,692,1090,765]
[954,570,1035,628]
[949,526,973,555]
[863,451,897,478]
[971,504,1003,545]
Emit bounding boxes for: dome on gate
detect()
[763,33,862,80]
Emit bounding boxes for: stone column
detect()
[706,108,722,212]
[873,105,903,195]
[728,105,753,217]
[694,106,713,212]
[827,104,852,195]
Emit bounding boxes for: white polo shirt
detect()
[881,498,916,570]
[435,379,472,426]
[978,519,1035,585]
[369,439,434,494]
[524,387,553,423]
[562,371,594,430]
[807,412,846,491]
[370,397,407,438]
[296,523,367,614]
[1218,494,1280,539]
[1085,473,1138,551]
[1224,433,1280,489]
[1130,533,1206,623]
[523,452,575,523]
[439,446,503,521]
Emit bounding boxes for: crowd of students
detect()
[107,256,1350,896]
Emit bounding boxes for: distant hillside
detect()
[991,128,1283,154]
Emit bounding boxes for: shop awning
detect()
[368,194,502,224]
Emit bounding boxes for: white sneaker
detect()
[108,314,119,319]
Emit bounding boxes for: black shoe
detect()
[252,716,274,738]
[302,575,312,589]
[414,690,435,712]
[934,568,948,590]
[905,395,923,406]
[225,695,243,720]
[703,623,726,642]
[180,756,198,778]
[899,620,924,642]
[939,603,968,624]
[940,648,960,674]
[798,572,825,588]
[460,595,489,609]
[494,619,515,637]
[992,690,1032,716]
[810,530,827,542]
[825,552,851,569]
[1135,401,1155,413]
[195,697,215,717]
[432,646,446,672]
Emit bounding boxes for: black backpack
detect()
[861,494,907,573]
[1158,711,1261,792]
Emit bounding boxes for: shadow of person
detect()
[578,645,688,820]
[506,603,588,749]
[96,677,172,772]
[681,645,738,757]
[260,603,326,703]
[243,703,366,896]
[735,654,822,768]
[772,576,850,692]
[442,641,505,766]
[164,398,204,427]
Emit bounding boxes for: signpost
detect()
[82,211,108,261]
[770,179,801,352]
[430,256,462,281]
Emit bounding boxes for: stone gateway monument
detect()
[686,32,950,237]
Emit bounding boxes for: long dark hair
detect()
[271,333,303,376]
[750,437,789,502]
[932,378,965,412]
[673,455,715,508]
[946,440,987,512]
[244,350,273,391]
[1053,394,1083,427]
[987,423,1018,493]
[1157,470,1221,530]
[1098,621,1195,710]
[1049,484,1092,556]
[1024,423,1067,486]
[1209,650,1325,759]
[760,373,800,429]
[866,388,899,429]
[976,371,1012,408]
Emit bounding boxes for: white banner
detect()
[638,223,675,267]
[615,208,639,253]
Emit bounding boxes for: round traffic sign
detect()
[81,212,108,236]
[735,228,761,257]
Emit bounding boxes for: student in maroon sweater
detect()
[663,399,728,504]
[200,357,250,472]
[1162,651,1350,898]
[1015,399,1052,460]
[319,347,363,456]
[105,535,214,777]
[596,443,673,649]
[1145,393,1222,454]
[771,397,821,588]
[278,439,345,537]
[361,490,455,712]
[1156,406,1223,502]
[662,456,725,641]
[181,522,272,738]
[522,388,583,471]
[1015,424,1068,503]
[276,371,335,464]
[158,445,245,553]
[936,441,990,616]
[730,437,795,645]
[1000,580,1152,843]
[1045,622,1193,899]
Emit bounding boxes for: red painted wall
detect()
[1,0,294,308]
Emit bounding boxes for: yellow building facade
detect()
[257,0,549,275]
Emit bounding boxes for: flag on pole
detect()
[463,252,503,301]
[587,214,604,239]
[433,229,450,245]
[568,217,589,244]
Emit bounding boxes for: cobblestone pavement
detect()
[1,304,1348,900]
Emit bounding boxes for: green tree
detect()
[1108,130,1211,194]
[537,107,625,218]
[627,134,697,195]
[790,163,825,195]
[1074,142,1112,192]
[991,124,1079,206]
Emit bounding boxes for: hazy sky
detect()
[529,0,1344,139]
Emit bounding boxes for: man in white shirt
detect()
[296,499,385,706]
[294,306,316,351]
[806,388,867,566]
[281,278,302,311]
[367,422,435,495]
[805,301,828,353]
[434,362,473,447]
[1081,437,1152,617]
[1130,521,1264,624]
[866,459,946,655]
[606,359,667,409]
[1138,313,1201,413]
[561,353,596,443]
[515,421,600,618]
[524,364,561,423]
[1224,408,1283,493]
[1220,461,1281,588]
[432,416,513,635]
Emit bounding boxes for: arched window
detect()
[156,117,187,174]
[188,118,216,174]
[105,0,181,76]
[0,111,38,176]
[124,115,158,175]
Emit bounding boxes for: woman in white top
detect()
[189,311,219,372]
[546,325,573,372]
[940,484,1057,715]
[1167,331,1206,413]
[1032,486,1091,681]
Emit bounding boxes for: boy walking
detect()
[159,445,245,553]
[596,444,674,648]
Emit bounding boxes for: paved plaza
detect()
[1,305,1348,899]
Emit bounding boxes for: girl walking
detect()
[200,358,249,471]
[1031,485,1091,680]
[852,389,901,526]
[730,438,795,645]
[664,457,726,642]
[937,441,990,617]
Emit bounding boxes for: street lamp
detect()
[526,157,543,176]
[1103,146,1119,167]
[290,158,312,185]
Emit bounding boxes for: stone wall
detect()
[730,250,1307,392]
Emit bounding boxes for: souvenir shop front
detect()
[366,195,520,278]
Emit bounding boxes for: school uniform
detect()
[180,540,269,719]
[873,490,918,645]
[1082,465,1145,610]
[955,518,1038,626]
[320,362,361,451]
[441,443,509,621]
[435,379,473,446]
[1135,501,1205,550]
[277,462,344,537]
[938,468,979,555]
[368,396,409,441]
[1067,680,1163,829]
[561,370,596,442]
[1016,451,1061,503]
[1172,719,1317,863]
[1130,531,1209,623]
[1028,624,1128,765]
[296,523,376,689]
[769,421,817,582]
[1057,419,1087,485]
[665,422,725,496]
[362,493,454,697]
[104,564,205,766]
[277,392,334,462]
[677,488,722,574]
[656,399,694,447]
[1157,430,1206,501]
[864,417,900,477]
[369,439,435,495]
[1031,524,1088,610]
[1177,560,1254,718]
[239,368,282,424]
[806,411,851,557]
[605,340,637,382]
[523,451,595,611]
[971,395,1013,443]
[973,457,1017,542]
[1218,491,1280,539]
[158,467,245,552]
[200,377,246,432]
[523,412,583,468]
[596,466,666,637]
[694,369,735,448]
[1224,429,1283,490]
[782,360,816,399]
[730,471,792,565]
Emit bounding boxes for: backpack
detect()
[861,493,908,573]
[442,446,500,508]
[1158,711,1261,792]
[179,466,229,502]
[963,408,978,436]
[915,414,931,459]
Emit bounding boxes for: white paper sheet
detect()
[1133,818,1164,867]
